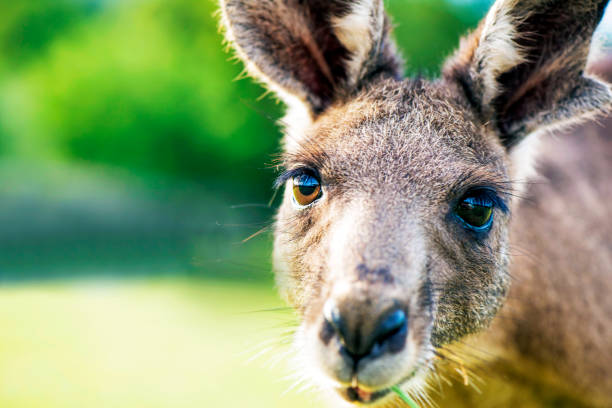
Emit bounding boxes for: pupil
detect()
[299,184,317,196]
[457,197,493,227]
[297,175,319,197]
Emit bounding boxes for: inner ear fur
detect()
[444,0,612,148]
[220,0,403,116]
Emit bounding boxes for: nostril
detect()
[372,309,407,354]
[323,299,366,360]
[377,309,406,340]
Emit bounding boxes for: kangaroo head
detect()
[220,0,611,405]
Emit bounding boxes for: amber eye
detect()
[455,194,494,230]
[292,174,322,206]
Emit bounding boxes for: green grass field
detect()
[0,278,316,408]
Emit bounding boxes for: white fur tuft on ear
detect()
[475,0,526,108]
[508,130,542,191]
[280,97,314,152]
[332,0,385,88]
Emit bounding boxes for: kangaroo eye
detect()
[455,193,494,230]
[292,174,322,207]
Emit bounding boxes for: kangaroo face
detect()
[274,79,511,402]
[220,0,610,405]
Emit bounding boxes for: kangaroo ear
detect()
[444,0,612,148]
[220,0,403,116]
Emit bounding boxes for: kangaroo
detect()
[219,0,612,406]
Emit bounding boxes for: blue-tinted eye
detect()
[292,174,321,206]
[455,194,494,230]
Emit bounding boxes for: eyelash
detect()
[274,167,319,189]
[468,188,508,213]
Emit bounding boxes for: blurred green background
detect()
[0,1,609,407]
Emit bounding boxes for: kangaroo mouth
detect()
[340,386,391,404]
[335,368,422,405]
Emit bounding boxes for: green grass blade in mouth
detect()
[390,385,420,408]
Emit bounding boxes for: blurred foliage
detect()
[0,0,488,203]
[0,1,100,69]
[1,0,282,200]
[387,0,484,76]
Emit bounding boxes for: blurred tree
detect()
[1,0,283,200]
[0,0,101,70]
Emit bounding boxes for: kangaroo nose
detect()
[323,299,408,361]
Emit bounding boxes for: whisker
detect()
[229,203,273,209]
[242,225,271,243]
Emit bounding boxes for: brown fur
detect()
[219,0,612,406]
